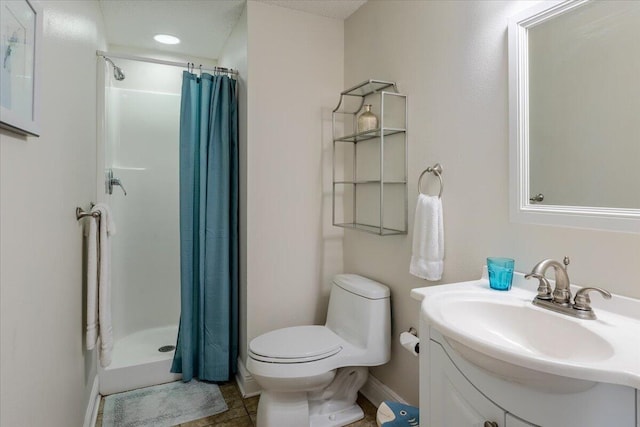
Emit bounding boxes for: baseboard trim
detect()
[83,375,101,427]
[360,373,407,408]
[235,356,261,397]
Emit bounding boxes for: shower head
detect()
[103,56,125,81]
[113,66,125,81]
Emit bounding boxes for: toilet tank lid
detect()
[333,274,390,299]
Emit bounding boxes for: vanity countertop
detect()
[412,269,640,390]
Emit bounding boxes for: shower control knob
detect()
[484,422,498,427]
[106,168,127,196]
[110,177,127,196]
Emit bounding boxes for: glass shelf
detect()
[341,80,397,97]
[332,79,407,236]
[334,222,406,236]
[334,128,406,143]
[334,180,406,185]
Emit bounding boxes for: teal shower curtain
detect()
[171,71,238,382]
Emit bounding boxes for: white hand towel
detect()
[410,194,444,281]
[85,216,98,350]
[93,203,116,367]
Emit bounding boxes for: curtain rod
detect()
[96,50,238,76]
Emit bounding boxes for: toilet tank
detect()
[325,274,391,364]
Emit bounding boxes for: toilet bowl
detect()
[247,274,391,427]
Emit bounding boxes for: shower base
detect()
[99,325,182,395]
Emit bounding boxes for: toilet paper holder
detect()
[402,327,420,354]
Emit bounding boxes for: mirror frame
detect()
[508,0,640,234]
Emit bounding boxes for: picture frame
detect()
[0,0,42,137]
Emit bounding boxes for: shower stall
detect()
[97,53,184,395]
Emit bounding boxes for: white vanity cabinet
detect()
[430,340,536,426]
[424,330,636,427]
[505,415,536,427]
[430,343,505,426]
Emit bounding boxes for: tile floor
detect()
[95,381,378,427]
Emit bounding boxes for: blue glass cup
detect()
[487,257,515,291]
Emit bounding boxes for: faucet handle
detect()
[573,287,612,312]
[563,256,570,268]
[525,273,552,300]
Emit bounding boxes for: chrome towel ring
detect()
[418,163,443,198]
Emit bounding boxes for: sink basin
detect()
[436,297,614,363]
[412,271,640,390]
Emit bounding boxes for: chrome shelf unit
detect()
[332,80,408,236]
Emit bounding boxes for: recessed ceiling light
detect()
[154,34,180,45]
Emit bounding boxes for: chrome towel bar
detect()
[76,206,100,220]
[418,163,443,198]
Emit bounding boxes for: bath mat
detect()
[102,380,228,427]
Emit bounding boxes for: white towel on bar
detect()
[85,215,98,351]
[410,194,444,281]
[93,203,116,367]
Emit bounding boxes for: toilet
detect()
[247,274,391,427]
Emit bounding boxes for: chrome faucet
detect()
[525,257,611,320]
[525,257,572,306]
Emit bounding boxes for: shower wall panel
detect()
[106,59,182,342]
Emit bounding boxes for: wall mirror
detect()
[508,0,640,233]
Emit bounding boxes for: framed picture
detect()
[0,0,41,137]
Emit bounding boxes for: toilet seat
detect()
[249,325,343,363]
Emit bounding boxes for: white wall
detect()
[243,1,344,366]
[344,0,640,405]
[0,1,106,425]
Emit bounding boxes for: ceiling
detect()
[99,0,366,61]
[259,0,367,20]
[98,0,245,60]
